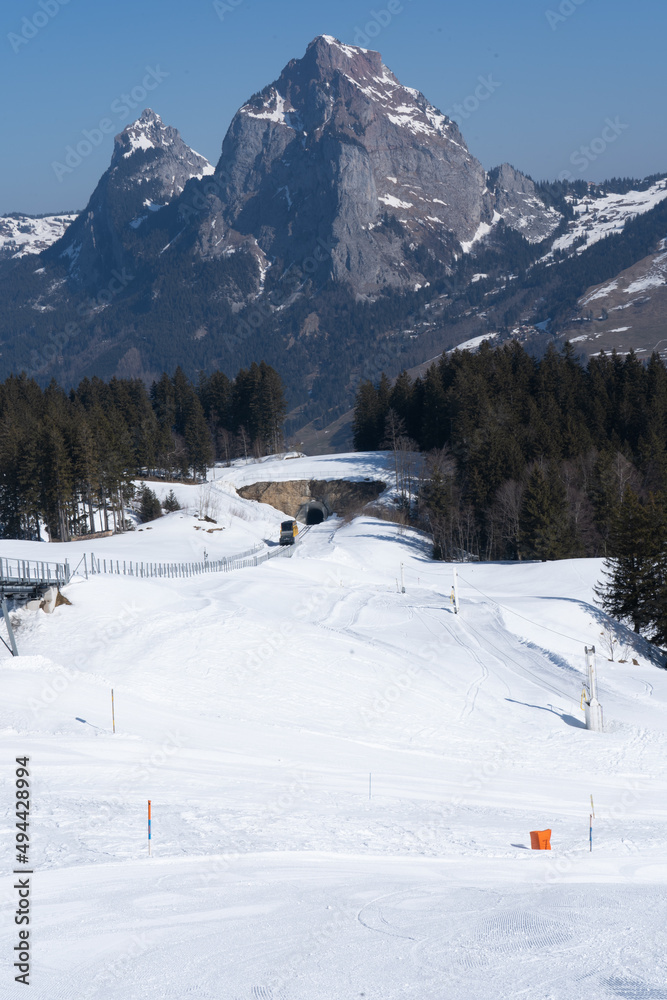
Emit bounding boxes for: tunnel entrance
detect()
[298,500,328,525]
[237,479,386,521]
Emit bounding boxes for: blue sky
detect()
[1,0,665,214]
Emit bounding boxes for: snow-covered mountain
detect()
[50,109,214,286]
[192,35,560,293]
[0,212,78,263]
[0,35,665,416]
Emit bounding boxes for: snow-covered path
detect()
[30,853,667,1000]
[1,463,666,998]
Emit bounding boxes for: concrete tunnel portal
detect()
[297,501,329,525]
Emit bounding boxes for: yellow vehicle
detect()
[279,519,299,546]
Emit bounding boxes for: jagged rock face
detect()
[237,478,385,518]
[199,36,559,293]
[36,42,561,299]
[0,36,572,392]
[489,163,561,244]
[49,110,213,288]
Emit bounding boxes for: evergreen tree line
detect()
[353,341,667,571]
[0,361,286,541]
[595,488,667,646]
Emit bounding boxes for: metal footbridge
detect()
[0,556,71,601]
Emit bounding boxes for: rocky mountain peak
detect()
[302,34,385,78]
[243,35,454,145]
[207,37,499,292]
[487,162,561,244]
[111,109,213,184]
[49,110,214,287]
[112,108,175,162]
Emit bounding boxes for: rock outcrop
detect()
[238,478,386,519]
[190,35,561,293]
[47,109,213,287]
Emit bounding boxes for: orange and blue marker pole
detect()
[148,800,152,857]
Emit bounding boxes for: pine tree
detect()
[518,465,571,560]
[171,366,194,436]
[595,488,660,633]
[138,484,163,523]
[420,365,448,452]
[201,370,232,435]
[420,450,457,560]
[353,381,380,451]
[231,365,261,441]
[252,362,287,454]
[162,489,181,513]
[69,406,99,535]
[38,423,73,541]
[184,397,214,481]
[389,370,413,427]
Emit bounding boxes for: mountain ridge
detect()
[0,35,664,433]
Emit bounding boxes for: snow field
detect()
[1,453,667,998]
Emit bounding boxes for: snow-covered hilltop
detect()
[0,212,78,263]
[550,179,667,258]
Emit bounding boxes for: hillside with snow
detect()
[564,240,667,359]
[550,179,667,259]
[0,212,78,263]
[1,453,666,998]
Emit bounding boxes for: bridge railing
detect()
[0,556,70,587]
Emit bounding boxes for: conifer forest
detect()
[0,361,286,542]
[353,342,667,644]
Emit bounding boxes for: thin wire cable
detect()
[457,572,595,647]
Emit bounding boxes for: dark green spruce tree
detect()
[518,465,572,560]
[595,488,663,634]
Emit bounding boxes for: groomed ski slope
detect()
[1,453,667,1000]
